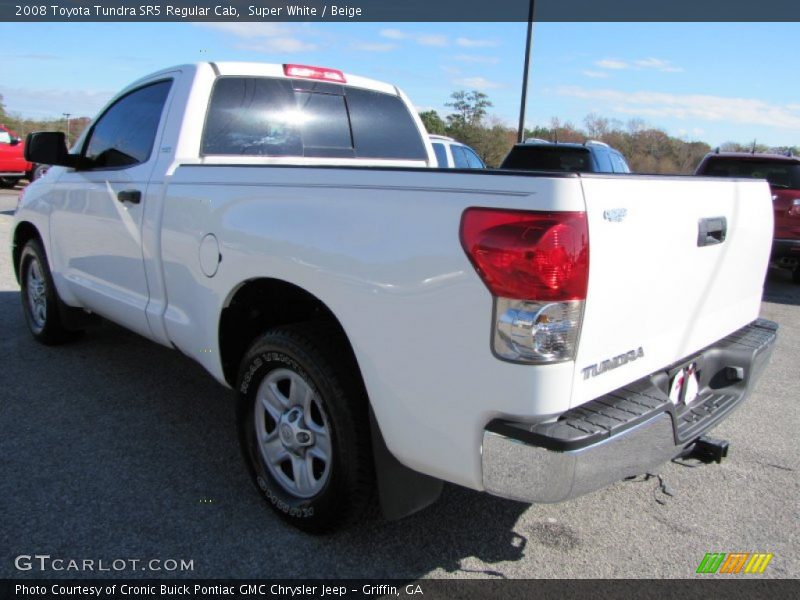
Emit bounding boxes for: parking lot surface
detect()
[1,187,797,579]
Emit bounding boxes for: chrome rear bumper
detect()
[482,319,778,504]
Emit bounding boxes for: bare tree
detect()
[584,113,610,139]
[445,91,493,128]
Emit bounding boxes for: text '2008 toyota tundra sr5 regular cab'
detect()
[14,63,777,532]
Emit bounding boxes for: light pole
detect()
[63,113,71,142]
[517,0,536,143]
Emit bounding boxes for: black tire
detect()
[793,265,800,285]
[237,322,375,533]
[0,177,20,189]
[19,239,83,345]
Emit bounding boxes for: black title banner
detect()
[3,0,800,22]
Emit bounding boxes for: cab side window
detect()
[592,147,613,172]
[463,146,485,169]
[451,146,470,168]
[610,152,631,173]
[432,142,448,167]
[0,131,11,144]
[83,80,172,169]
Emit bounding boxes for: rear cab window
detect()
[502,146,593,172]
[202,77,427,160]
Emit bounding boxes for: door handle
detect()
[117,190,141,205]
[697,216,727,247]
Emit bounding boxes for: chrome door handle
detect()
[698,216,726,247]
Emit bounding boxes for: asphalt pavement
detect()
[1,186,797,579]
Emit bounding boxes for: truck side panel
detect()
[159,166,587,489]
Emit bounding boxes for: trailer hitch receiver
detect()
[687,436,730,464]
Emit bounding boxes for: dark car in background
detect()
[500,139,631,174]
[695,152,800,283]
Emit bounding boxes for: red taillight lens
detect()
[283,64,346,83]
[460,208,589,301]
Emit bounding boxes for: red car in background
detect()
[0,125,37,188]
[695,152,800,283]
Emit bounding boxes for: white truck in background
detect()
[13,62,777,532]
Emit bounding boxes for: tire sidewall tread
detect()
[237,322,374,533]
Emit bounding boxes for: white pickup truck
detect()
[13,62,777,533]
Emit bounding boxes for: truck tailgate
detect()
[572,175,773,407]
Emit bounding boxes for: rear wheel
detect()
[237,323,374,533]
[19,239,83,344]
[793,265,800,285]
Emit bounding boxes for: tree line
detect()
[0,94,90,148]
[420,91,799,172]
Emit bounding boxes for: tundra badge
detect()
[603,208,627,222]
[582,347,644,380]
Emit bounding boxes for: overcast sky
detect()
[1,21,798,146]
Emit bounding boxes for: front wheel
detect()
[19,239,82,344]
[237,323,374,533]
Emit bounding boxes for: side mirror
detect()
[10,137,20,146]
[24,132,76,168]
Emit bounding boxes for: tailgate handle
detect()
[698,216,727,247]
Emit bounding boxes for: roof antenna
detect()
[553,129,558,144]
[714,146,720,154]
[751,139,757,154]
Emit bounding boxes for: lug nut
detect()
[297,432,311,444]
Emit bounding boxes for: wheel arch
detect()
[12,221,43,283]
[218,277,362,390]
[220,276,442,520]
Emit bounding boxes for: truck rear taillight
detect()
[283,64,346,83]
[460,208,589,364]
